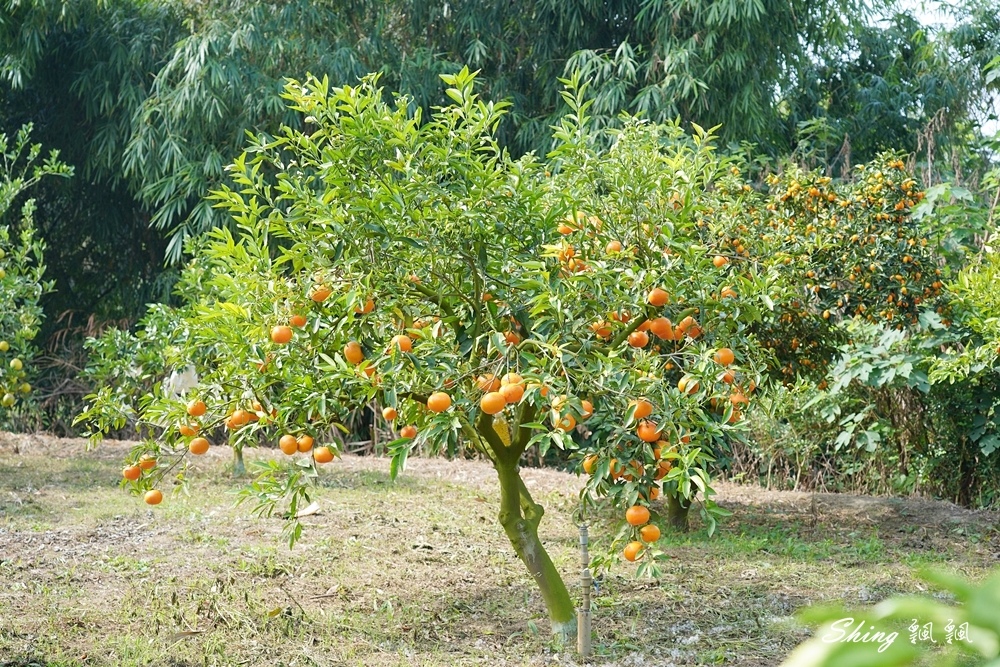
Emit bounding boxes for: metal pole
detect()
[578,522,592,658]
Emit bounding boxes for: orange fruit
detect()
[712,255,729,268]
[289,314,307,328]
[144,489,163,505]
[504,331,521,345]
[630,399,653,420]
[628,330,649,347]
[231,409,251,426]
[279,435,298,455]
[647,288,669,307]
[677,315,696,333]
[382,406,398,421]
[637,320,651,332]
[427,391,452,413]
[188,437,210,455]
[482,292,493,302]
[686,325,703,339]
[297,435,314,452]
[625,505,651,526]
[591,321,613,339]
[713,347,735,366]
[354,298,375,314]
[480,392,507,415]
[637,420,661,443]
[623,541,643,562]
[655,460,672,479]
[606,240,623,254]
[310,285,332,302]
[271,325,293,344]
[178,423,199,437]
[557,223,575,235]
[678,376,700,395]
[400,425,418,439]
[499,382,525,404]
[721,370,736,385]
[138,456,157,471]
[730,391,749,406]
[640,524,661,543]
[720,286,737,299]
[392,335,413,352]
[649,317,673,339]
[122,465,142,481]
[582,454,598,474]
[581,399,594,420]
[314,446,334,464]
[477,374,501,392]
[555,413,576,432]
[728,407,742,424]
[501,373,523,386]
[344,341,364,365]
[186,400,207,417]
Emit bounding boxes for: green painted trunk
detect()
[495,461,576,639]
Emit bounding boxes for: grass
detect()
[0,436,997,666]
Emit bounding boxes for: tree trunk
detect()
[232,446,245,477]
[666,493,691,532]
[495,460,576,639]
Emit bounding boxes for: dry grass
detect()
[0,433,997,667]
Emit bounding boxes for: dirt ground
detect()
[1,433,998,667]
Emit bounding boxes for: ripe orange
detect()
[501,373,523,386]
[591,321,613,339]
[144,489,163,505]
[582,454,598,474]
[655,460,672,479]
[677,315,696,333]
[427,391,452,413]
[188,437,210,455]
[354,298,375,314]
[728,407,742,424]
[649,317,673,339]
[279,435,298,455]
[186,400,207,417]
[557,222,575,235]
[310,285,332,302]
[504,331,521,346]
[713,255,729,268]
[720,286,737,299]
[625,505,651,526]
[721,370,736,385]
[122,465,142,481]
[480,392,506,415]
[649,485,660,501]
[713,347,735,366]
[730,391,749,406]
[382,406,398,421]
[297,435,314,452]
[623,541,643,562]
[289,314,307,328]
[637,320,651,332]
[555,413,576,432]
[477,374,501,392]
[606,240,623,254]
[400,425,418,439]
[686,325,703,339]
[344,341,364,365]
[231,409,251,427]
[178,423,199,437]
[647,287,669,307]
[630,399,653,420]
[499,382,525,404]
[640,524,661,543]
[581,399,594,420]
[313,446,334,464]
[637,420,661,443]
[678,376,700,395]
[392,335,413,353]
[271,325,293,344]
[628,330,649,347]
[138,456,157,471]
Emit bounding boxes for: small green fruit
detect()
[10,358,22,371]
[0,248,5,259]
[19,383,30,393]
[0,268,6,279]
[0,341,8,352]
[1,393,14,407]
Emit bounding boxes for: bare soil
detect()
[1,433,997,667]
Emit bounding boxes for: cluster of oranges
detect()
[621,505,660,562]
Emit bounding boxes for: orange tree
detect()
[0,124,70,423]
[78,70,771,635]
